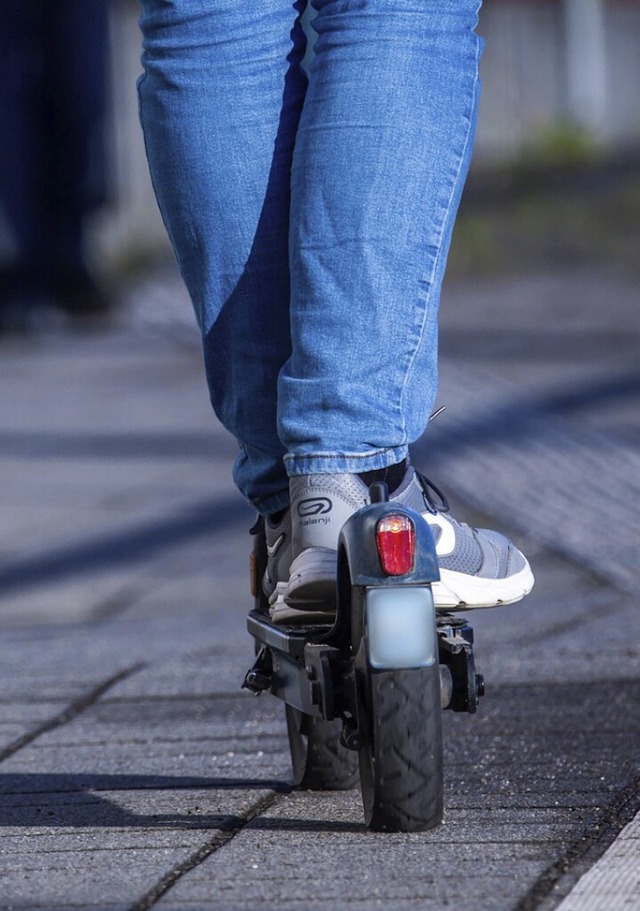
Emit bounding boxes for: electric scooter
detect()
[243,482,484,832]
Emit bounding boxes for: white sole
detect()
[276,547,535,616]
[433,563,535,609]
[269,594,335,625]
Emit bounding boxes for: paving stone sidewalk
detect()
[0,261,638,910]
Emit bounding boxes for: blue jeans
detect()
[138,0,483,515]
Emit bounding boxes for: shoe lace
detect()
[416,471,450,516]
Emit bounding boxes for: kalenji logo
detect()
[297,497,333,517]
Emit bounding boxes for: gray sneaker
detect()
[263,506,336,625]
[271,466,534,621]
[262,509,292,605]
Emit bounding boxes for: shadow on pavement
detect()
[0,773,291,831]
[0,773,364,833]
[0,494,253,596]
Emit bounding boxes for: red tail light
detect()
[376,514,415,575]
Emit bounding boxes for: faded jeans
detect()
[137,0,483,515]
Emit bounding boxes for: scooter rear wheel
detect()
[285,706,359,791]
[357,663,443,831]
[353,584,444,832]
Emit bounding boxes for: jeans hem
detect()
[284,445,408,477]
[250,488,291,518]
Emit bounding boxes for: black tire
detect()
[285,705,360,790]
[357,662,443,832]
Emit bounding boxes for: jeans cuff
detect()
[284,445,409,477]
[250,488,291,517]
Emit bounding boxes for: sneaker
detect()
[262,507,335,625]
[279,466,533,619]
[262,508,292,605]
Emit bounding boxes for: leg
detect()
[0,1,49,306]
[44,0,110,262]
[0,0,110,318]
[138,0,308,515]
[269,0,533,617]
[281,0,483,473]
[44,0,111,313]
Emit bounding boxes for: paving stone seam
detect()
[0,663,147,764]
[514,771,640,911]
[127,789,288,911]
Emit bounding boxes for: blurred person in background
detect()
[0,0,112,333]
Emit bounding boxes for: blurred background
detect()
[1,0,638,316]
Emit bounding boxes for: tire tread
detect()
[364,665,443,831]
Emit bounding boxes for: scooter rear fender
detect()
[337,501,440,588]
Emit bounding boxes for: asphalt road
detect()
[0,260,638,910]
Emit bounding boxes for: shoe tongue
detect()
[391,470,429,513]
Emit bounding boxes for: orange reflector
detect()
[376,514,415,575]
